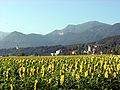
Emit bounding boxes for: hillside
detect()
[1,35,120,56]
[0,21,120,49]
[93,35,120,45]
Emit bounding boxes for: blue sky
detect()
[0,0,120,35]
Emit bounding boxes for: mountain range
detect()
[0,21,120,49]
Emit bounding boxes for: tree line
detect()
[0,41,120,56]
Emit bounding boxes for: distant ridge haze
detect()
[0,21,120,49]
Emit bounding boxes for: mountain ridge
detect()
[0,21,120,49]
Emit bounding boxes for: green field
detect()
[0,55,120,90]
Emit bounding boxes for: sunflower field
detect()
[0,55,120,90]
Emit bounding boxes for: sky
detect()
[0,0,120,35]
